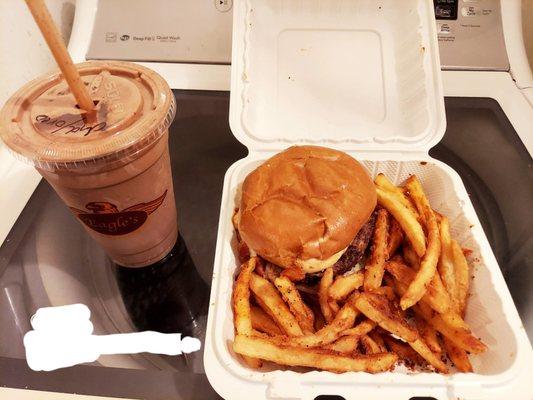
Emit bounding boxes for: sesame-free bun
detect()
[238,146,376,273]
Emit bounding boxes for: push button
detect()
[461,6,477,16]
[214,0,232,13]
[438,23,452,34]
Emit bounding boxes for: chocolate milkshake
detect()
[0,61,177,267]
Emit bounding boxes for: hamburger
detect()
[235,145,377,278]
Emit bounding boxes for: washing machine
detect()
[0,0,531,399]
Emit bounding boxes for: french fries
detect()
[414,302,486,354]
[361,334,383,354]
[329,299,340,314]
[438,217,458,310]
[231,173,485,375]
[426,272,451,314]
[341,319,377,337]
[403,245,451,313]
[233,335,398,373]
[232,257,262,368]
[250,273,303,337]
[277,296,359,348]
[383,336,426,367]
[250,305,283,336]
[354,293,418,343]
[386,218,404,257]
[436,239,471,346]
[376,186,426,257]
[319,268,336,323]
[275,276,315,334]
[409,338,448,373]
[401,176,441,310]
[437,305,469,330]
[354,290,448,372]
[329,271,364,301]
[402,243,420,269]
[442,337,473,372]
[385,260,448,314]
[452,240,470,316]
[375,173,418,217]
[364,208,389,291]
[405,175,431,225]
[368,331,387,353]
[323,335,359,354]
[313,306,327,331]
[387,266,486,355]
[371,286,396,302]
[233,257,257,336]
[414,317,441,354]
[437,237,474,372]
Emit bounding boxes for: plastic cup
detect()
[0,61,177,267]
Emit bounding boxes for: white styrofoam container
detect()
[204,1,533,399]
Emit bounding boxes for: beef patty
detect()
[333,210,377,275]
[238,209,377,284]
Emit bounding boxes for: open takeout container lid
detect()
[229,0,446,153]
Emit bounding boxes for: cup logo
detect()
[69,191,167,236]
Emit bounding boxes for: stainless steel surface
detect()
[436,0,509,70]
[87,0,233,63]
[0,92,530,399]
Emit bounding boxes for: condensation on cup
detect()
[0,61,178,267]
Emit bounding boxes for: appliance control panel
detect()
[86,0,509,71]
[434,0,509,70]
[87,0,233,64]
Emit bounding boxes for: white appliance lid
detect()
[229,0,446,153]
